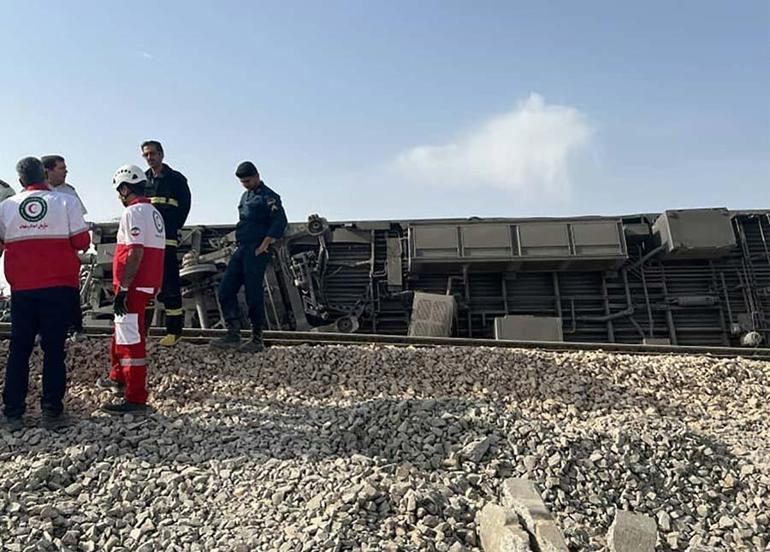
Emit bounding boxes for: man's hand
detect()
[114,289,128,316]
[255,237,273,256]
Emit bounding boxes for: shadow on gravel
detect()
[2,395,501,466]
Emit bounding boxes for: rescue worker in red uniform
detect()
[141,140,191,347]
[0,157,90,430]
[98,165,165,414]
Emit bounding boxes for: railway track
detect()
[1,323,769,360]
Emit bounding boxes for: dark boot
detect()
[101,401,148,415]
[238,330,264,353]
[42,410,70,430]
[211,322,242,349]
[4,416,24,432]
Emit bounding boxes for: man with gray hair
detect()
[0,157,90,430]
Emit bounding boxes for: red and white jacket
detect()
[113,198,165,291]
[0,183,90,291]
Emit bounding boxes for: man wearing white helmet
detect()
[97,165,165,414]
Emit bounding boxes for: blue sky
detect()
[0,0,767,225]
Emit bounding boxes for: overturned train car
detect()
[81,208,770,347]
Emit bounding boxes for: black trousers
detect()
[218,244,269,332]
[3,286,72,418]
[158,245,183,335]
[71,287,83,332]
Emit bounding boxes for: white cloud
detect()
[395,93,593,201]
[140,51,153,60]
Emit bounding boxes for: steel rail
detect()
[1,323,769,360]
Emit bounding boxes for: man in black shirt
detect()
[211,162,287,352]
[141,140,191,346]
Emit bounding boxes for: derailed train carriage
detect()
[80,208,770,348]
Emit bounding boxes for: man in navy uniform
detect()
[211,162,287,352]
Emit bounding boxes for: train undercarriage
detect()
[81,208,770,348]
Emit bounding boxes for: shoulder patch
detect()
[130,226,142,238]
[152,210,164,233]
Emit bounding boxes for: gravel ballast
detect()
[0,339,768,551]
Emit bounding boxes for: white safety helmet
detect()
[112,164,146,190]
